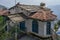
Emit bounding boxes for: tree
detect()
[54,23,58,32]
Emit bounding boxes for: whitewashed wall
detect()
[38,21,45,36]
[25,19,46,36]
[44,22,47,36]
[25,19,55,37]
[25,19,32,32]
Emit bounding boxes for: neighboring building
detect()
[0,10,9,16]
[7,2,57,40]
[0,5,8,15]
[0,5,9,22]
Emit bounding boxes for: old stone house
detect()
[6,2,57,40]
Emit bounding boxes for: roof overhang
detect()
[8,15,25,23]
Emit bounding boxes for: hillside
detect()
[0,5,7,10]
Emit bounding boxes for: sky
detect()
[0,0,60,8]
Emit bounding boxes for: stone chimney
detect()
[40,2,46,9]
[16,2,20,5]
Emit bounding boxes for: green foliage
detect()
[54,20,60,32]
[0,29,7,40]
[0,16,8,40]
[0,16,3,22]
[0,16,6,30]
[54,23,58,31]
[0,26,15,40]
[0,16,24,40]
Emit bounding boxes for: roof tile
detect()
[29,9,57,21]
[0,10,9,16]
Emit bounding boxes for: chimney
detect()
[15,2,20,7]
[40,2,46,9]
[16,2,20,5]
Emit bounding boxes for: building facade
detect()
[7,3,57,38]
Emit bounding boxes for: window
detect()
[46,22,51,35]
[32,20,38,33]
[19,21,26,31]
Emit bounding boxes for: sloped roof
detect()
[29,9,57,21]
[8,13,27,22]
[19,4,40,12]
[9,3,40,12]
[9,3,57,21]
[16,3,52,12]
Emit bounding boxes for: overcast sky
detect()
[0,0,60,8]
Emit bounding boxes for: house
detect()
[0,9,10,26]
[0,10,8,16]
[7,2,57,39]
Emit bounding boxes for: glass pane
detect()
[19,21,25,31]
[46,22,51,35]
[32,20,38,33]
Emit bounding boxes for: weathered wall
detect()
[25,19,32,32]
[38,21,45,36]
[25,19,45,36]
